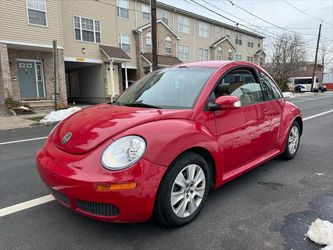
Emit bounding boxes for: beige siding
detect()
[0,0,63,47]
[1,0,264,67]
[61,0,138,67]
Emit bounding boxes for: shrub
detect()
[5,97,21,109]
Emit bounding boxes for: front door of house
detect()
[17,61,45,99]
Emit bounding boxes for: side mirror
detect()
[208,96,241,111]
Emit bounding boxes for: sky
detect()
[159,0,333,72]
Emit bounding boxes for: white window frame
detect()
[177,15,190,33]
[198,48,209,61]
[165,36,172,54]
[146,32,152,51]
[73,16,101,44]
[228,49,233,60]
[247,56,254,63]
[118,34,131,53]
[161,10,169,24]
[117,0,129,19]
[178,44,190,61]
[142,4,150,19]
[248,37,254,48]
[216,47,222,60]
[235,54,242,61]
[26,0,48,27]
[198,21,209,38]
[235,33,242,45]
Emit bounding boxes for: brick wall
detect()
[141,23,178,57]
[210,42,236,61]
[7,48,67,104]
[0,43,11,108]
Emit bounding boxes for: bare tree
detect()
[266,33,307,91]
[319,39,333,84]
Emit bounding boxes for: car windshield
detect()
[115,67,216,109]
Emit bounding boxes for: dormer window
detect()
[165,36,172,54]
[216,47,222,60]
[146,32,152,51]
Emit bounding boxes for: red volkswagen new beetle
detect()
[37,61,302,227]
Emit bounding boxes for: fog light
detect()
[96,182,137,191]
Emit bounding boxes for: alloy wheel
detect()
[288,125,299,155]
[170,164,206,218]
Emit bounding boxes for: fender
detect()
[113,119,224,187]
[277,101,302,151]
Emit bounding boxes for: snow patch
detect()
[282,92,295,99]
[18,106,31,111]
[305,218,333,248]
[39,107,81,124]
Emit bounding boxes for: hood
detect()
[52,104,192,154]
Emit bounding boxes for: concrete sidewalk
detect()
[0,113,48,130]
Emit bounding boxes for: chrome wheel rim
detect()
[288,126,299,155]
[170,164,206,218]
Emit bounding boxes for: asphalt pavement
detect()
[0,93,332,250]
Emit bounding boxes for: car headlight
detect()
[101,135,146,170]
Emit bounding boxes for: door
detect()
[259,71,284,150]
[17,61,45,99]
[212,68,270,174]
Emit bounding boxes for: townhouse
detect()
[0,0,265,109]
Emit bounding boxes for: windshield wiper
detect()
[123,103,161,109]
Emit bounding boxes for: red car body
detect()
[36,61,302,223]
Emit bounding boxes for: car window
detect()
[260,71,283,100]
[212,70,264,106]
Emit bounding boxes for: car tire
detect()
[280,121,301,160]
[155,152,211,227]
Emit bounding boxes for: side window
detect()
[260,72,282,100]
[213,70,263,106]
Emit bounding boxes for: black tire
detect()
[155,152,212,227]
[280,121,301,160]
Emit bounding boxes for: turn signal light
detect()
[96,182,137,191]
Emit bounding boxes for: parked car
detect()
[36,61,302,227]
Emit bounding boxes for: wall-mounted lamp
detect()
[82,47,86,54]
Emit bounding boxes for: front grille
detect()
[76,200,119,217]
[51,189,70,206]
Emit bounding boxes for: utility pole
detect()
[311,22,322,92]
[52,40,58,111]
[151,0,158,70]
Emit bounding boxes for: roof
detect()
[134,19,181,40]
[210,36,237,50]
[100,45,131,61]
[141,53,183,66]
[254,49,266,56]
[138,0,265,39]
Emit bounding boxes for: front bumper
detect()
[36,141,167,223]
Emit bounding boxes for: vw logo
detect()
[62,132,72,145]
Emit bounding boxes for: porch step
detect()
[22,100,55,108]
